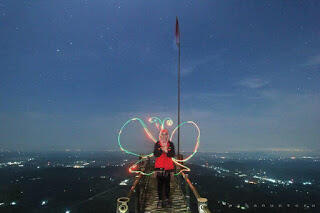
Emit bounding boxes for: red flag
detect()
[175,17,180,45]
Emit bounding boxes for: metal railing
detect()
[116,156,150,213]
[180,172,211,213]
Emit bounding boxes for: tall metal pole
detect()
[177,26,181,158]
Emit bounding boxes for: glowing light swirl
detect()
[117,117,200,176]
[170,121,200,162]
[118,118,157,157]
[118,117,160,176]
[148,117,173,130]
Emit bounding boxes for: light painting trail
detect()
[117,117,200,176]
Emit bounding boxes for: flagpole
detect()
[176,17,181,158]
[178,41,180,158]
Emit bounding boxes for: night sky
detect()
[1,0,320,152]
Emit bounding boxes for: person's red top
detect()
[154,141,175,170]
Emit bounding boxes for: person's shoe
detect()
[167,199,172,208]
[162,199,166,208]
[164,198,172,208]
[157,200,162,208]
[163,199,171,208]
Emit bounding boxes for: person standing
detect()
[154,128,175,208]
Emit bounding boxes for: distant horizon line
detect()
[0,148,319,154]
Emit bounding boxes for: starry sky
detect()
[0,0,320,152]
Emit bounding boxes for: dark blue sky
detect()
[1,0,320,152]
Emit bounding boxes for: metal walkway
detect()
[116,158,211,213]
[143,175,189,213]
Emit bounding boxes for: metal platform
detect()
[116,158,211,213]
[143,175,189,213]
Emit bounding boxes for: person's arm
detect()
[167,142,175,158]
[154,142,163,157]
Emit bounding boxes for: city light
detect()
[119,179,129,186]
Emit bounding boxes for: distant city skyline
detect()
[1,1,320,152]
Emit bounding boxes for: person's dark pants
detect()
[156,170,171,201]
